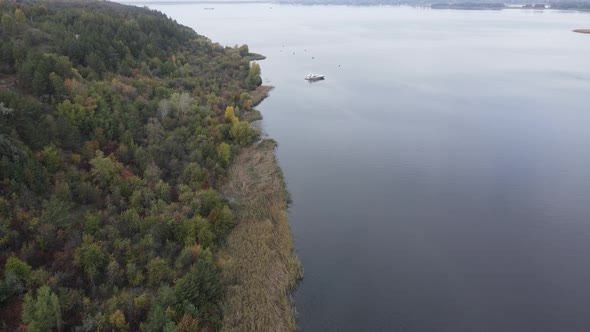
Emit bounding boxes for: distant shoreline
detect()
[121,1,271,5]
[125,1,590,12]
[574,29,590,34]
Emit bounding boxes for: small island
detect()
[574,29,590,34]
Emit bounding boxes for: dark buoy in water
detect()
[312,57,315,59]
[293,52,295,54]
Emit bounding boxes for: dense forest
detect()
[0,1,267,330]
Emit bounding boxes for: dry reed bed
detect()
[220,139,302,332]
[251,86,273,106]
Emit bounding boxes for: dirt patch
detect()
[220,139,302,332]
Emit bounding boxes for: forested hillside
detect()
[0,1,265,330]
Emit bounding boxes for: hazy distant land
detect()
[574,29,590,33]
[124,0,590,6]
[124,0,590,10]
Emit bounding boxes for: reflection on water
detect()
[145,4,590,331]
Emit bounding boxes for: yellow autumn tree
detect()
[109,309,127,331]
[224,106,239,123]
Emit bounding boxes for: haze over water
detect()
[141,4,590,331]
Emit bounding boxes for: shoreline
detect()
[241,86,273,122]
[251,85,274,106]
[219,90,302,331]
[574,29,590,34]
[247,52,267,61]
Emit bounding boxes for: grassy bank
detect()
[252,85,274,106]
[220,139,303,332]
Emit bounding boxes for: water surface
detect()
[142,4,590,331]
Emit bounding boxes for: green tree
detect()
[39,145,62,173]
[141,285,176,332]
[126,263,144,287]
[49,72,66,99]
[238,44,249,57]
[32,57,52,96]
[217,142,231,165]
[0,270,24,303]
[90,150,120,187]
[230,122,254,147]
[21,286,61,332]
[209,205,235,241]
[147,257,172,288]
[56,100,91,127]
[246,62,262,89]
[1,13,15,34]
[194,217,213,249]
[85,53,106,77]
[106,259,123,286]
[174,251,221,324]
[4,256,32,282]
[74,235,105,281]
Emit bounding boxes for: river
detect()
[139,4,590,331]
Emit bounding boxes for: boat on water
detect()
[305,73,325,81]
